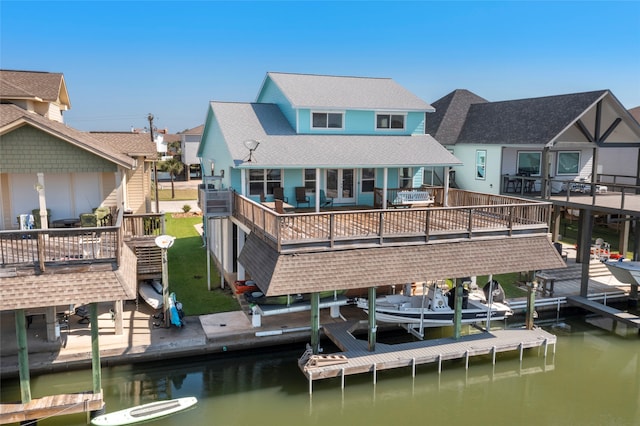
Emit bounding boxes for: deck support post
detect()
[525,281,537,330]
[90,303,102,396]
[453,279,463,339]
[310,292,320,354]
[15,309,31,403]
[368,287,376,352]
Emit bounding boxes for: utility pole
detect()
[149,113,159,214]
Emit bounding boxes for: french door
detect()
[326,169,355,204]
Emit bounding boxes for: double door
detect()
[326,169,355,204]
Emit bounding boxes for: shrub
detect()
[182,204,192,213]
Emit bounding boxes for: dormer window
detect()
[312,112,343,129]
[376,113,405,130]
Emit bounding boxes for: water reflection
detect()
[1,316,638,426]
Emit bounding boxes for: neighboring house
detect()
[0,70,158,228]
[0,70,161,346]
[197,72,563,316]
[180,124,203,179]
[426,89,640,195]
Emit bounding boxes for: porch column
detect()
[236,228,246,281]
[45,306,57,342]
[315,168,321,213]
[36,172,48,229]
[541,147,550,198]
[113,300,124,335]
[382,168,388,208]
[443,167,450,206]
[240,169,247,196]
[368,287,376,352]
[310,292,320,354]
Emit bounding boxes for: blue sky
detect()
[2,1,639,133]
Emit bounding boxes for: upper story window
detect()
[376,113,405,130]
[312,112,343,129]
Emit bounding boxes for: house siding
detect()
[296,109,426,135]
[256,78,297,129]
[0,126,117,173]
[125,160,150,214]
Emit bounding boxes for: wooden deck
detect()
[0,391,103,424]
[299,321,556,392]
[233,190,551,253]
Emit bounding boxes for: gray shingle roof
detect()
[239,233,566,296]
[209,101,461,168]
[263,72,434,111]
[430,89,612,145]
[426,89,488,144]
[0,104,137,168]
[457,90,609,145]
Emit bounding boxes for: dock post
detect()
[15,309,32,403]
[412,358,416,377]
[310,292,320,354]
[438,354,442,374]
[308,371,313,395]
[341,368,345,389]
[368,287,377,352]
[372,363,377,385]
[492,346,496,365]
[525,280,538,330]
[90,303,102,396]
[465,350,469,369]
[453,279,463,339]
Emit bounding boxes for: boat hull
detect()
[138,281,163,310]
[91,396,197,426]
[603,260,640,286]
[357,295,512,327]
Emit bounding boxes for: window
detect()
[248,169,282,196]
[399,167,413,189]
[517,152,541,176]
[312,112,343,129]
[303,169,316,192]
[376,113,405,130]
[476,150,486,180]
[361,168,375,192]
[557,152,580,175]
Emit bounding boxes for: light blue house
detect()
[197,71,563,300]
[198,72,461,209]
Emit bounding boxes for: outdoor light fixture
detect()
[243,139,260,162]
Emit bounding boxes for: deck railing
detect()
[0,210,165,269]
[233,191,551,253]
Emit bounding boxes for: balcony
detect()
[0,210,165,274]
[232,188,552,254]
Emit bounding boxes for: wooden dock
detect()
[299,321,556,393]
[0,391,103,425]
[566,296,640,329]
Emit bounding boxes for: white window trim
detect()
[516,151,542,176]
[476,149,487,180]
[361,168,375,193]
[302,168,317,194]
[375,112,407,131]
[311,110,344,130]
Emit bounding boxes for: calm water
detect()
[2,315,638,426]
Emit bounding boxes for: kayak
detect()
[91,396,197,425]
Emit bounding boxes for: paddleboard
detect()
[91,396,197,425]
[169,292,182,327]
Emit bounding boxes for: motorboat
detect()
[603,259,640,286]
[356,282,512,327]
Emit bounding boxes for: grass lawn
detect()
[152,187,198,201]
[164,214,239,316]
